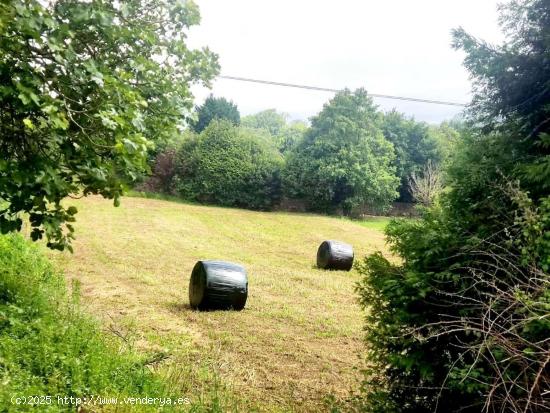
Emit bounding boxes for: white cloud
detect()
[187,0,504,123]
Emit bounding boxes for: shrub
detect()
[172,120,283,209]
[138,148,178,194]
[356,185,550,413]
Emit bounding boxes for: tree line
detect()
[141,92,459,215]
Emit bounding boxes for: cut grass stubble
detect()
[50,195,390,412]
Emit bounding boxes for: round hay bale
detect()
[316,240,354,271]
[189,260,248,310]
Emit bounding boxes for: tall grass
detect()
[0,234,164,411]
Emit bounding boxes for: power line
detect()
[218,75,467,107]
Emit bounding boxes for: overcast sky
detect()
[187,0,505,124]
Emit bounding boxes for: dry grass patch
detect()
[49,195,389,412]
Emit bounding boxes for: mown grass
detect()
[130,189,393,232]
[355,216,392,232]
[47,195,391,412]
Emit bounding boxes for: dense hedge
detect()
[356,138,550,413]
[172,120,283,210]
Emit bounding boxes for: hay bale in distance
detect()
[316,240,354,271]
[189,260,248,310]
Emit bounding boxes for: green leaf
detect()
[23,118,35,130]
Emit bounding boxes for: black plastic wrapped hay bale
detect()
[189,260,248,310]
[316,240,354,271]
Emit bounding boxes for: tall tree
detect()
[242,109,307,153]
[192,95,240,133]
[356,1,550,412]
[381,110,444,202]
[283,89,399,214]
[0,0,218,250]
[453,0,550,198]
[242,109,287,136]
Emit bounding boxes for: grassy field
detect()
[48,195,391,412]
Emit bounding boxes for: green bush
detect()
[172,120,283,210]
[356,160,550,413]
[0,234,164,412]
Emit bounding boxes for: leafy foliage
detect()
[452,0,550,198]
[173,120,283,210]
[242,109,287,136]
[357,1,550,411]
[0,0,218,250]
[428,120,462,162]
[242,109,308,153]
[357,168,550,413]
[277,120,308,153]
[283,89,399,214]
[380,110,445,201]
[192,95,240,133]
